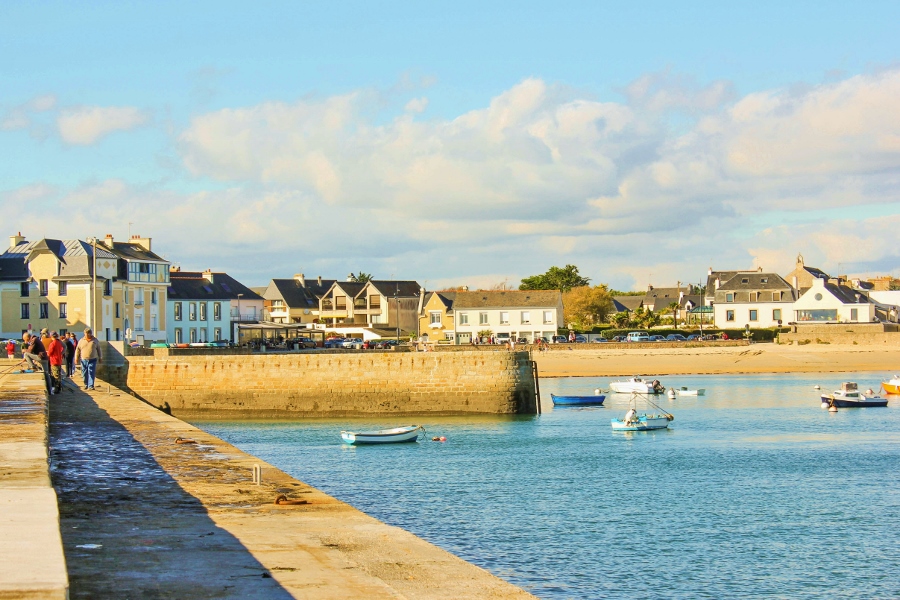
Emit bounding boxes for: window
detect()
[199,303,207,321]
[59,303,67,318]
[135,315,144,332]
[521,311,531,324]
[741,278,749,284]
[59,329,67,336]
[214,327,222,341]
[369,296,381,308]
[189,303,197,321]
[726,310,735,322]
[445,332,455,341]
[797,309,838,322]
[850,308,858,321]
[773,309,782,321]
[103,279,112,296]
[39,302,49,318]
[750,292,759,302]
[151,290,157,305]
[430,311,442,325]
[135,287,144,305]
[760,278,768,284]
[174,328,183,344]
[335,295,346,310]
[174,302,182,321]
[543,310,553,324]
[458,312,469,325]
[500,311,509,325]
[21,303,29,319]
[726,293,734,303]
[151,315,157,332]
[124,287,129,304]
[749,309,758,321]
[39,279,48,296]
[189,328,197,343]
[214,302,221,320]
[115,303,120,318]
[479,312,489,325]
[58,281,67,296]
[115,329,121,341]
[20,282,29,297]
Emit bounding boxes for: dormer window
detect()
[741,278,749,284]
[726,293,734,303]
[760,278,768,283]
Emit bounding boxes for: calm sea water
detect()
[196,373,900,599]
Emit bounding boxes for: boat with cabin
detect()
[611,393,674,431]
[340,425,425,445]
[609,376,665,394]
[820,382,888,408]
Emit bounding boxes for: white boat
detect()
[609,376,665,394]
[610,394,674,431]
[341,425,424,445]
[675,387,706,396]
[820,383,888,408]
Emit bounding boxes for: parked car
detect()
[611,336,626,342]
[288,337,317,348]
[649,335,667,342]
[516,338,528,344]
[574,335,587,343]
[494,333,512,344]
[666,334,687,342]
[324,337,346,348]
[686,334,701,341]
[341,338,364,349]
[593,337,609,343]
[376,339,400,349]
[626,332,650,342]
[552,335,568,343]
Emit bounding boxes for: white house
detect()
[166,269,263,343]
[710,269,796,328]
[419,290,563,344]
[793,277,877,323]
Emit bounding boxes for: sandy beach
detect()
[534,343,900,378]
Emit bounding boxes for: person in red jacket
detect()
[47,331,65,394]
[5,339,14,359]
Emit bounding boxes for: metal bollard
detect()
[252,464,262,485]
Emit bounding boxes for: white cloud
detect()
[57,106,150,145]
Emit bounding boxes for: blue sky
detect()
[2,1,899,288]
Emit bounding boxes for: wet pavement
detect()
[49,378,294,599]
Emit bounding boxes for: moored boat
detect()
[609,376,665,394]
[551,393,606,406]
[341,425,424,445]
[881,376,900,395]
[676,387,706,396]
[611,393,674,431]
[820,382,889,408]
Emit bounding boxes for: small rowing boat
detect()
[611,392,674,431]
[551,393,606,406]
[340,425,424,445]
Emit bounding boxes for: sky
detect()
[2,1,899,290]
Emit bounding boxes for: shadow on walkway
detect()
[49,378,295,599]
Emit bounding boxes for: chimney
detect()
[647,284,654,291]
[103,234,114,248]
[792,276,798,289]
[203,268,214,284]
[9,232,25,249]
[715,278,720,290]
[295,273,305,286]
[317,276,322,286]
[708,267,713,276]
[347,273,354,282]
[130,234,151,252]
[170,265,181,272]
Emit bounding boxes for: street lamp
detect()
[87,237,98,335]
[236,293,243,343]
[395,284,400,341]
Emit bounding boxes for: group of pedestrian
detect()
[20,327,101,393]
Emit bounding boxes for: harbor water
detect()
[196,373,900,599]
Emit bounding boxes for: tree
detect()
[349,272,373,284]
[609,311,631,328]
[563,285,614,330]
[666,301,680,329]
[519,265,590,292]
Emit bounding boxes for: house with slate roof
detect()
[318,278,422,333]
[792,276,879,323]
[262,274,336,325]
[784,254,831,294]
[612,296,644,313]
[643,284,702,322]
[711,269,796,328]
[166,269,263,343]
[0,232,166,342]
[418,289,562,344]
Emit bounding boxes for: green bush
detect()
[591,327,788,341]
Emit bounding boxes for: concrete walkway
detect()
[0,369,68,600]
[46,375,534,599]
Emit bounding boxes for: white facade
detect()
[167,297,263,343]
[714,301,794,329]
[792,278,876,324]
[444,306,561,343]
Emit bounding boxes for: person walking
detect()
[5,339,15,359]
[22,333,51,393]
[74,328,102,391]
[63,333,76,378]
[67,333,78,376]
[47,331,64,394]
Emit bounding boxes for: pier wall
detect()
[101,350,537,418]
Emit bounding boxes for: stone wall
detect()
[779,322,900,345]
[102,350,537,418]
